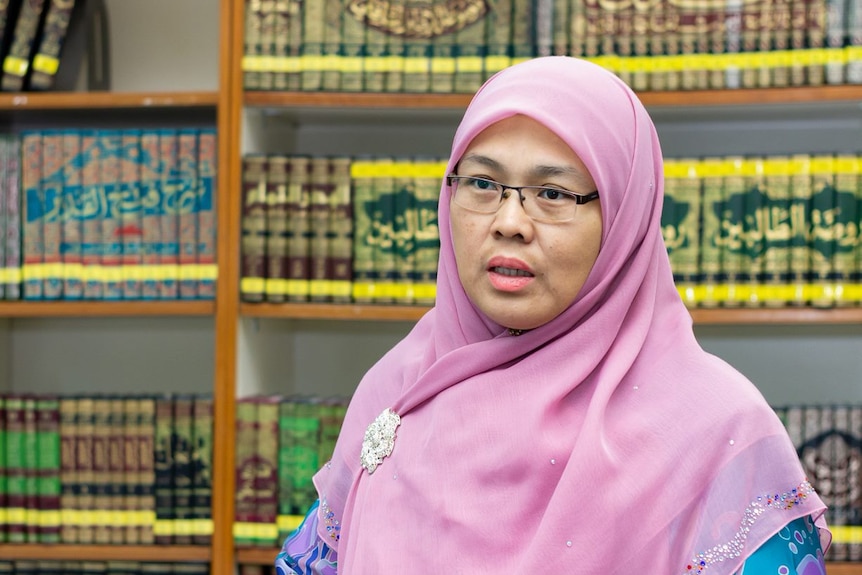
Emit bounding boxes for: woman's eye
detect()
[472,178,495,190]
[539,188,567,200]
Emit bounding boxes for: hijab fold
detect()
[313,56,829,574]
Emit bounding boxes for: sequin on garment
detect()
[360,408,401,474]
[684,480,816,574]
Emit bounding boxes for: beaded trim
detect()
[684,480,815,574]
[320,497,341,542]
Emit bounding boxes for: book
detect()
[698,157,724,308]
[5,395,26,543]
[264,155,289,303]
[195,129,217,300]
[58,396,77,543]
[255,396,280,547]
[321,4,341,91]
[351,158,377,303]
[107,396,125,544]
[61,130,82,299]
[429,19,455,93]
[278,398,320,516]
[243,0,264,90]
[453,8,487,94]
[809,155,836,307]
[139,130,161,300]
[119,130,142,300]
[371,157,395,303]
[158,129,179,299]
[1,0,47,91]
[191,394,213,545]
[328,156,353,303]
[40,129,62,299]
[283,0,302,90]
[80,130,101,300]
[720,157,747,307]
[3,134,21,299]
[0,138,6,299]
[98,130,122,300]
[308,157,333,302]
[234,397,258,547]
[21,131,42,299]
[0,2,25,78]
[121,396,140,544]
[73,395,94,544]
[240,154,268,303]
[300,0,325,90]
[171,394,194,545]
[257,0,276,90]
[136,395,156,545]
[411,157,442,305]
[177,129,199,299]
[382,2,403,92]
[391,157,415,304]
[271,0,291,90]
[26,0,77,90]
[761,156,792,308]
[91,395,111,544]
[832,155,858,307]
[363,8,388,92]
[742,157,766,308]
[34,395,60,543]
[401,4,430,92]
[22,397,37,542]
[788,154,813,307]
[286,155,311,302]
[153,394,174,545]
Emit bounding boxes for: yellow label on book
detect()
[430,57,455,73]
[32,53,60,75]
[265,278,289,295]
[256,522,279,540]
[6,507,25,523]
[23,264,47,280]
[484,55,511,73]
[241,276,265,294]
[309,279,332,297]
[233,521,258,538]
[286,279,310,297]
[179,265,198,280]
[456,56,483,73]
[352,281,376,300]
[831,525,862,543]
[277,515,304,532]
[330,280,352,299]
[37,509,61,526]
[3,55,28,76]
[412,283,436,301]
[403,57,428,74]
[154,519,174,536]
[340,56,362,73]
[191,518,214,535]
[199,264,218,280]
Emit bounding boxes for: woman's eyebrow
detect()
[458,154,503,171]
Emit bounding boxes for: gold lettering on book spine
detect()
[346,0,488,38]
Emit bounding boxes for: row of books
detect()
[239,153,862,309]
[0,393,214,546]
[0,0,79,92]
[775,404,862,561]
[234,395,348,548]
[0,128,219,302]
[0,562,209,575]
[663,154,862,308]
[239,155,442,306]
[242,0,862,93]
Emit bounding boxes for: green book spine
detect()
[454,8,487,94]
[284,0,302,90]
[0,395,5,543]
[1,0,46,92]
[119,129,142,300]
[317,400,345,469]
[139,131,161,300]
[665,159,702,307]
[240,155,268,303]
[832,155,858,307]
[282,399,320,515]
[21,131,43,300]
[35,395,60,543]
[157,130,179,300]
[271,0,291,90]
[171,395,194,545]
[23,395,38,543]
[510,0,533,63]
[99,130,123,301]
[177,130,199,300]
[27,0,76,90]
[329,156,353,303]
[340,2,366,91]
[91,396,111,544]
[788,155,813,307]
[107,396,126,544]
[301,0,325,90]
[254,396,280,547]
[698,158,724,308]
[58,396,77,543]
[191,394,213,546]
[243,0,264,90]
[720,157,747,307]
[401,5,430,93]
[322,6,342,91]
[825,0,847,84]
[485,0,514,73]
[351,158,376,303]
[569,0,586,59]
[411,158,443,305]
[0,137,6,300]
[195,129,217,300]
[362,9,388,92]
[277,399,294,541]
[5,395,25,543]
[552,0,570,56]
[741,158,766,308]
[153,394,174,545]
[286,156,311,302]
[631,4,652,92]
[429,24,455,94]
[383,2,404,93]
[264,155,290,303]
[809,155,836,308]
[40,130,62,300]
[371,157,395,303]
[308,157,334,302]
[257,0,276,90]
[806,0,827,86]
[761,157,792,308]
[391,158,415,305]
[234,397,259,547]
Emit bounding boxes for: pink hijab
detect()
[313,56,829,574]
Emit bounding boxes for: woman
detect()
[276,56,830,574]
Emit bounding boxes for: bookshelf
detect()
[0,2,859,575]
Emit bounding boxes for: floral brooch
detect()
[360,408,401,474]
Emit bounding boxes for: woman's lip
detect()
[487,256,534,275]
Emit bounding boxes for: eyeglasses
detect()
[446,175,600,223]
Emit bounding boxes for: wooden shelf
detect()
[0,301,215,318]
[245,85,862,110]
[828,563,862,575]
[0,91,219,110]
[0,544,211,562]
[235,548,279,566]
[240,302,862,325]
[240,302,429,321]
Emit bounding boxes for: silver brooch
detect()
[360,408,401,474]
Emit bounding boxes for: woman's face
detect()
[450,114,603,331]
